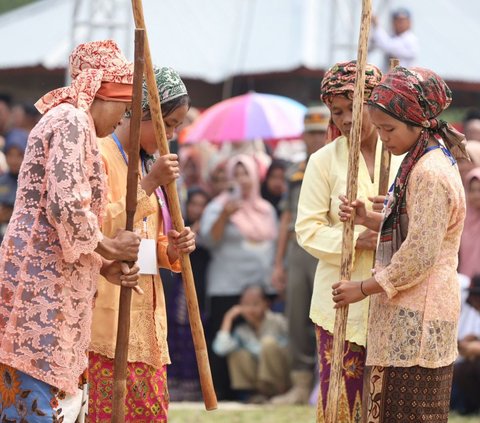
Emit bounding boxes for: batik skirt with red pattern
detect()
[315,325,365,423]
[88,352,168,423]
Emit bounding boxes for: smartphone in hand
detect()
[228,183,242,201]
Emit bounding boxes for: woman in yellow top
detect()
[88,67,195,422]
[334,67,467,423]
[295,61,402,422]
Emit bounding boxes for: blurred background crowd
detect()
[1,0,480,417]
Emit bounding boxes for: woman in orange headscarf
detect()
[0,40,141,422]
[200,154,278,400]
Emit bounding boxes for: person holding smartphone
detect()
[200,154,278,400]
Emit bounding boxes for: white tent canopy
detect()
[1,0,480,83]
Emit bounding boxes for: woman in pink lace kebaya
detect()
[334,67,468,422]
[0,40,142,422]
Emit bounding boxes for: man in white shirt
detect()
[370,8,419,70]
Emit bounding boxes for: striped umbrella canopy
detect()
[181,92,307,143]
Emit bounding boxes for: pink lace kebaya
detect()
[0,40,134,395]
[0,103,107,394]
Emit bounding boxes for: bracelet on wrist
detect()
[360,280,368,297]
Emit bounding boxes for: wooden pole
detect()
[131,0,217,411]
[360,56,399,422]
[378,133,392,196]
[111,28,145,423]
[377,58,398,196]
[323,1,372,422]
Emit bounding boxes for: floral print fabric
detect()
[320,60,382,105]
[0,103,107,394]
[320,60,382,142]
[88,352,168,423]
[143,66,187,108]
[315,325,364,423]
[0,363,88,422]
[35,40,133,114]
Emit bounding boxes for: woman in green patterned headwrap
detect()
[88,66,195,422]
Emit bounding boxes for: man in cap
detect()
[271,105,329,405]
[370,7,419,70]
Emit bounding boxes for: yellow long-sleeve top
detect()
[295,135,402,346]
[89,135,181,369]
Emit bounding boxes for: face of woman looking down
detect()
[368,106,423,156]
[139,104,189,155]
[328,95,377,142]
[91,100,131,138]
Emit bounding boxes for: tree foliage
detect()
[0,0,37,15]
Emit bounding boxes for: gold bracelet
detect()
[360,280,368,297]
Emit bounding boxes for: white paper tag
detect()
[138,238,158,275]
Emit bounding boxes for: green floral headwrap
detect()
[141,66,188,111]
[126,66,188,117]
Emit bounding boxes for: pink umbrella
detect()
[181,92,307,143]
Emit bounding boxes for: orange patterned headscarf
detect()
[35,40,134,114]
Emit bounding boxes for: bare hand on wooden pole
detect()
[112,28,145,423]
[323,1,372,422]
[131,0,217,411]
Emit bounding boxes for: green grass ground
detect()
[168,403,480,423]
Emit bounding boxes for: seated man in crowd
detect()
[212,284,290,403]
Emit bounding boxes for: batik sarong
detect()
[0,362,87,422]
[88,352,168,422]
[366,364,453,423]
[315,325,365,423]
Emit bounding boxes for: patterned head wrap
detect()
[368,66,468,160]
[374,66,468,268]
[141,66,188,111]
[35,40,133,114]
[320,60,382,105]
[320,60,382,140]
